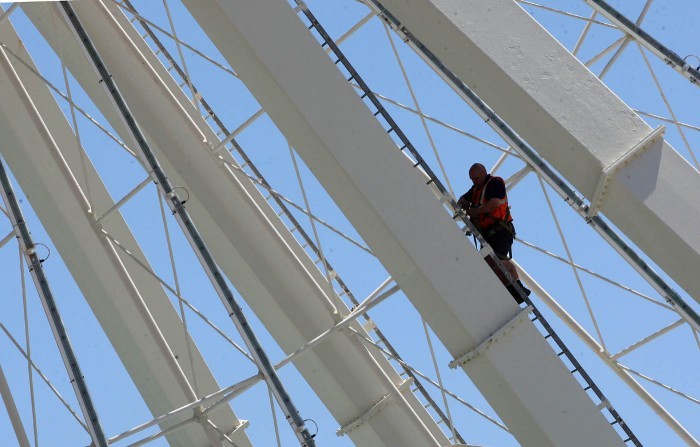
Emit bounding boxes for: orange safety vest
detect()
[470,176,512,230]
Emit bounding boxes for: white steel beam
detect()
[24,2,451,445]
[181,1,626,446]
[375,0,700,304]
[0,17,249,447]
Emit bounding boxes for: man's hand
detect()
[457,196,471,210]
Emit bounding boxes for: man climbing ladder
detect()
[457,163,531,303]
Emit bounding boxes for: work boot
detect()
[506,280,531,304]
[516,280,531,296]
[506,284,524,304]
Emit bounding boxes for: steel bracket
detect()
[336,378,414,437]
[449,306,532,369]
[587,125,665,219]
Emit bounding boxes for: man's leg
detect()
[485,230,530,303]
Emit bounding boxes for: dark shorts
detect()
[482,225,514,260]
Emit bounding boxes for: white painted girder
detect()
[376,0,700,304]
[0,16,249,447]
[25,2,451,445]
[181,1,627,446]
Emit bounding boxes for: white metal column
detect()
[181,1,627,445]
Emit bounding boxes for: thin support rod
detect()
[353,85,516,157]
[350,329,509,433]
[0,157,109,447]
[59,4,316,445]
[538,175,607,351]
[382,20,455,196]
[109,374,259,445]
[584,36,626,67]
[101,229,254,362]
[572,10,598,55]
[96,175,151,223]
[618,364,700,405]
[598,0,654,79]
[0,229,14,249]
[611,319,684,360]
[223,160,373,255]
[637,42,700,169]
[515,0,616,28]
[516,238,673,310]
[0,363,31,447]
[0,323,89,432]
[288,144,340,318]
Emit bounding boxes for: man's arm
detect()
[466,197,502,217]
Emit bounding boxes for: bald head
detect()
[469,163,488,187]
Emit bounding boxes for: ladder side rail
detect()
[0,157,109,447]
[59,4,317,446]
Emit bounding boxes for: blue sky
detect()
[0,1,698,446]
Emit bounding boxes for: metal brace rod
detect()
[611,318,684,361]
[58,3,315,445]
[96,175,151,223]
[0,157,109,446]
[588,125,665,218]
[0,363,31,447]
[448,306,533,369]
[0,229,14,249]
[109,374,259,445]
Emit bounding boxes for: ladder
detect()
[292,1,642,445]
